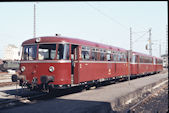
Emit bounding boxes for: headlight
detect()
[21,66,25,72]
[49,66,54,72]
[35,37,41,43]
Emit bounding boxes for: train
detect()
[11,35,163,92]
[0,60,20,72]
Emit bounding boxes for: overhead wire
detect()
[85,2,151,55]
[85,2,149,40]
[85,2,129,31]
[133,31,149,44]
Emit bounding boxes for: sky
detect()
[0,1,168,59]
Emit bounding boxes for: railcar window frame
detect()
[57,44,70,60]
[22,45,37,61]
[99,49,106,61]
[117,51,123,62]
[81,46,90,61]
[112,51,117,61]
[38,44,56,60]
[106,50,111,61]
[91,48,99,61]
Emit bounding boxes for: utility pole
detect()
[128,27,132,82]
[148,28,152,56]
[34,3,36,38]
[166,25,168,55]
[159,41,161,57]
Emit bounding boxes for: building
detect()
[3,44,21,60]
[161,54,168,68]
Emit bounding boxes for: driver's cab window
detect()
[38,44,56,60]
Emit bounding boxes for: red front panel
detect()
[20,61,71,85]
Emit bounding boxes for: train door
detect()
[153,57,156,72]
[136,55,139,74]
[71,45,79,84]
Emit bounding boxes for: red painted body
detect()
[130,52,163,76]
[20,61,71,85]
[18,36,163,87]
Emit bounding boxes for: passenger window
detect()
[81,46,90,60]
[91,52,97,60]
[107,54,111,61]
[81,51,90,60]
[117,53,121,61]
[38,44,56,60]
[124,54,127,62]
[91,48,98,61]
[112,54,116,61]
[100,53,105,61]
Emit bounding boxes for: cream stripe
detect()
[20,60,71,63]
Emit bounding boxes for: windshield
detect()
[22,45,37,60]
[38,44,56,60]
[22,44,70,60]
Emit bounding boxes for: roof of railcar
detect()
[132,51,153,58]
[132,51,163,60]
[22,36,127,52]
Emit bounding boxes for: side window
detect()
[91,48,98,61]
[81,51,90,60]
[140,56,143,63]
[153,58,156,64]
[107,50,111,61]
[100,49,107,61]
[81,46,90,60]
[57,44,64,60]
[112,52,117,61]
[57,44,69,60]
[121,53,124,62]
[106,54,111,61]
[117,53,121,61]
[100,53,105,61]
[132,55,136,63]
[91,52,97,60]
[124,53,127,62]
[65,44,70,60]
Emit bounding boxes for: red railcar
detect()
[155,57,163,72]
[11,36,163,91]
[130,52,163,76]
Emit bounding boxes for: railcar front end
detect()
[12,37,72,91]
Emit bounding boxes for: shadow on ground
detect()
[0,85,119,113]
[0,98,118,113]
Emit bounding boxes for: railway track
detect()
[0,90,48,110]
[127,80,168,113]
[0,82,18,87]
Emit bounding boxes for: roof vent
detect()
[55,34,61,36]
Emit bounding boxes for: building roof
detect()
[161,54,168,57]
